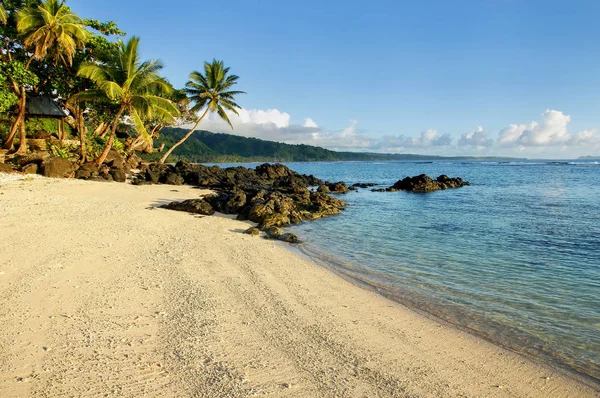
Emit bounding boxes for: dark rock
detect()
[131,178,152,186]
[0,163,16,173]
[244,227,261,236]
[110,168,127,183]
[317,184,330,193]
[145,163,168,184]
[127,153,143,169]
[21,163,38,174]
[74,163,99,180]
[140,161,347,230]
[279,233,299,243]
[376,174,470,193]
[352,182,377,188]
[40,157,74,178]
[328,181,349,193]
[265,226,283,239]
[105,150,126,169]
[163,172,184,186]
[161,199,215,215]
[12,153,48,167]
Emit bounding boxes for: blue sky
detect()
[70,0,600,158]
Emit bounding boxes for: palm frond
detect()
[216,105,233,129]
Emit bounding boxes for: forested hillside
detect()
[144,127,518,163]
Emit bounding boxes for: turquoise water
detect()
[221,160,600,381]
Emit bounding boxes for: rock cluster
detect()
[372,174,470,193]
[0,150,143,182]
[156,162,348,242]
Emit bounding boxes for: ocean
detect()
[220,160,600,382]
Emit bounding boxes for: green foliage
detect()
[77,36,179,143]
[84,19,125,36]
[25,118,72,137]
[185,59,245,128]
[0,73,18,112]
[0,60,38,87]
[17,0,90,66]
[86,134,124,158]
[47,141,75,158]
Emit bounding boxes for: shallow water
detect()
[218,160,600,381]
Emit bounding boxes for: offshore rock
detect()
[373,174,470,193]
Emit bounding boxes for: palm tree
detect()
[2,0,88,153]
[77,36,179,167]
[158,59,244,164]
[17,0,89,67]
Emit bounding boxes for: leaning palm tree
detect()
[158,59,244,164]
[3,0,89,153]
[77,36,179,167]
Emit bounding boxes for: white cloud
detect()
[375,130,452,150]
[459,126,494,147]
[186,106,600,157]
[303,118,318,128]
[497,109,573,147]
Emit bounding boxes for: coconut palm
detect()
[3,0,89,153]
[17,0,89,66]
[77,36,179,167]
[158,59,244,164]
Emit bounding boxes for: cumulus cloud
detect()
[459,126,494,147]
[187,106,599,156]
[303,118,318,128]
[497,110,574,147]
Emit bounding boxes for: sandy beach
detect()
[0,175,597,398]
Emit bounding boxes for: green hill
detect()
[144,127,519,163]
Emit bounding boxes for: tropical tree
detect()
[77,36,178,166]
[2,0,88,152]
[158,59,244,164]
[17,0,89,66]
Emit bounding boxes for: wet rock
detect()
[317,184,330,193]
[161,199,215,215]
[375,174,470,193]
[279,233,299,243]
[244,227,261,236]
[352,182,377,189]
[265,227,283,239]
[328,181,349,194]
[40,157,74,178]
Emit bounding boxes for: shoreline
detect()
[1,175,598,397]
[291,242,600,388]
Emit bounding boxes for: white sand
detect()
[0,175,597,397]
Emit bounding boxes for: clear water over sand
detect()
[277,160,600,381]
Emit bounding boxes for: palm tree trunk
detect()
[16,116,27,154]
[159,108,210,164]
[78,122,87,163]
[2,88,26,150]
[95,104,126,167]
